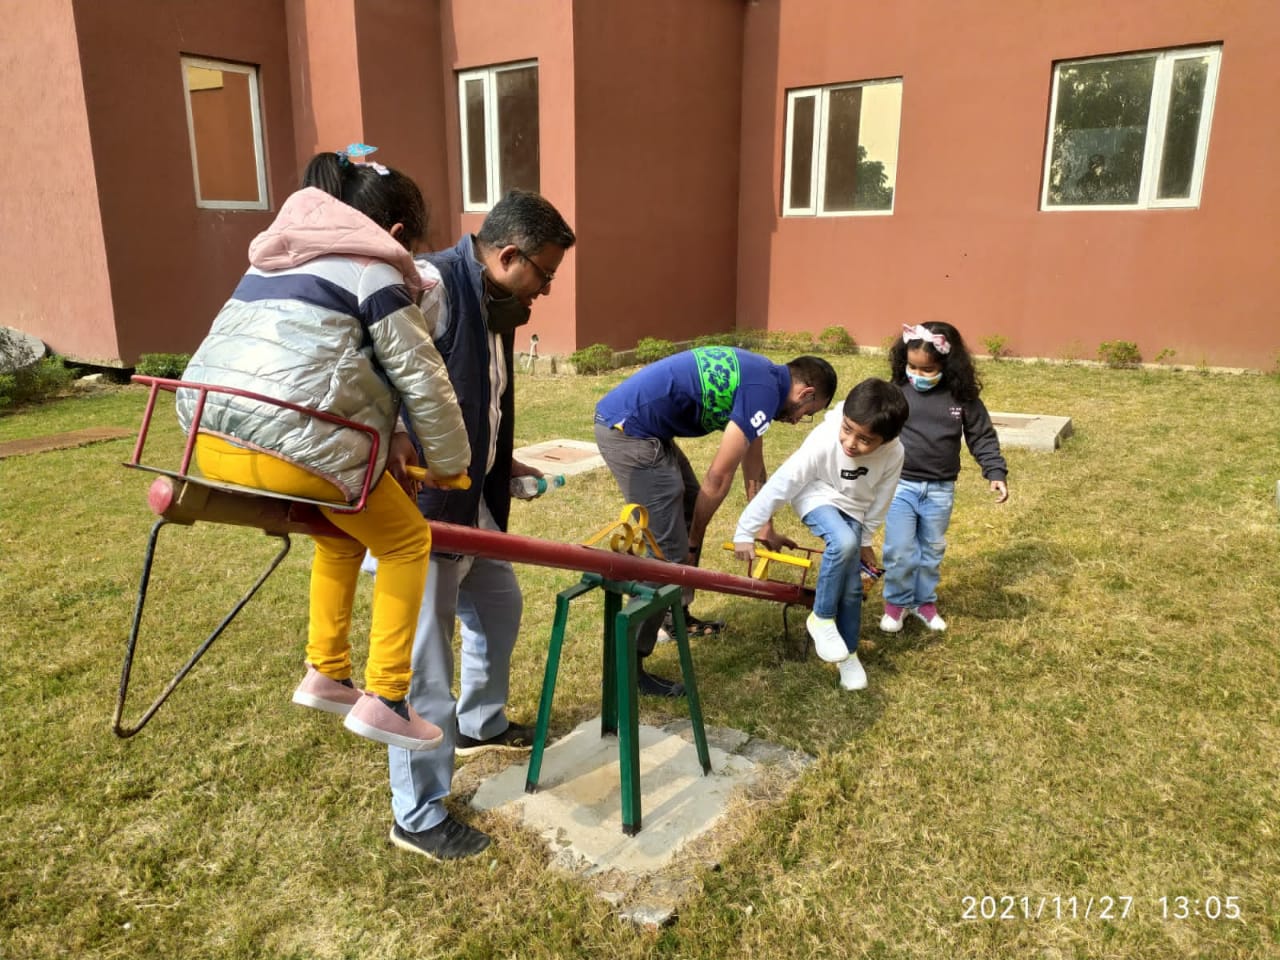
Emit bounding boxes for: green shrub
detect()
[634,337,677,364]
[1153,347,1176,364]
[691,331,762,350]
[135,353,192,379]
[982,334,1010,360]
[761,330,815,353]
[1098,340,1142,368]
[0,357,73,409]
[568,343,614,375]
[816,326,858,355]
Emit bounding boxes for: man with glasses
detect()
[593,348,838,697]
[377,189,575,861]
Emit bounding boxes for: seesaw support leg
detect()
[112,519,292,738]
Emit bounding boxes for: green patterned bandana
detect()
[693,347,741,433]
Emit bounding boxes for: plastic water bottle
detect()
[510,474,566,500]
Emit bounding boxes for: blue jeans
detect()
[882,479,955,608]
[801,505,864,654]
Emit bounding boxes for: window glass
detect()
[464,78,488,207]
[457,62,539,211]
[181,58,267,209]
[787,95,816,210]
[1047,56,1154,206]
[1157,56,1210,200]
[496,65,540,194]
[1043,46,1220,210]
[783,78,901,217]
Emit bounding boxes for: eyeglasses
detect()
[518,250,556,290]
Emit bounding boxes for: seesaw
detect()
[118,376,819,834]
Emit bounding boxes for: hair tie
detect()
[902,323,951,355]
[335,152,350,168]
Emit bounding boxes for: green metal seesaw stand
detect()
[524,573,711,836]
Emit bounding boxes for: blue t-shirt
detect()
[594,347,791,442]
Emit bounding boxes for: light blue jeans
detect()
[801,505,864,654]
[882,479,955,608]
[366,503,523,833]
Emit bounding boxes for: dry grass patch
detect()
[2,360,1278,958]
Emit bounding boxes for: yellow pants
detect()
[195,435,429,700]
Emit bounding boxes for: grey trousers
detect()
[593,422,699,658]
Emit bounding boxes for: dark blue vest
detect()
[412,236,515,532]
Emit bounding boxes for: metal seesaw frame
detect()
[113,376,383,738]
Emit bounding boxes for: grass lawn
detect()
[1,357,1278,959]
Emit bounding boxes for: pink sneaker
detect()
[879,602,906,633]
[343,693,444,751]
[913,603,948,632]
[292,664,363,716]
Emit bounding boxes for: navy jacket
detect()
[411,236,516,533]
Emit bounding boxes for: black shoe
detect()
[637,667,685,698]
[455,722,536,757]
[389,817,491,861]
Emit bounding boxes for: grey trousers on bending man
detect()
[593,422,701,697]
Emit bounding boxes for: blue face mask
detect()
[907,370,943,392]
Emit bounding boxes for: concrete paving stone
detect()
[988,412,1073,451]
[512,438,605,477]
[467,715,813,924]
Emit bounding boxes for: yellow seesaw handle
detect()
[722,541,813,580]
[404,465,471,490]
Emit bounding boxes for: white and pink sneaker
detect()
[879,602,906,633]
[913,603,948,632]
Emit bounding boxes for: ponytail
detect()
[300,151,428,251]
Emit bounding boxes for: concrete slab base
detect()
[462,716,812,927]
[988,412,1073,451]
[512,438,605,477]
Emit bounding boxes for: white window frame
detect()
[179,56,268,211]
[1041,45,1221,212]
[782,78,902,218]
[457,60,538,213]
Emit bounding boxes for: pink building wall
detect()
[437,0,578,357]
[0,0,116,362]
[3,0,1276,370]
[739,0,1280,368]
[571,0,745,352]
[71,0,299,364]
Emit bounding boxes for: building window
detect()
[458,61,539,212]
[782,78,902,217]
[180,56,268,210]
[1042,45,1221,210]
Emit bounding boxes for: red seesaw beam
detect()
[146,475,813,607]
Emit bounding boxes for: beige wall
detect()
[739,0,1280,368]
[72,0,298,364]
[0,0,116,362]
[439,0,577,356]
[571,0,745,352]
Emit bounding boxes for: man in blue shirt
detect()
[593,347,838,696]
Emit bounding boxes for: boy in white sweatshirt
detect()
[733,378,909,690]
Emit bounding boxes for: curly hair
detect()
[889,320,982,404]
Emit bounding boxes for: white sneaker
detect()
[912,603,947,632]
[806,613,850,663]
[838,654,868,691]
[879,602,906,633]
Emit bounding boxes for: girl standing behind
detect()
[177,151,470,751]
[880,322,1009,634]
